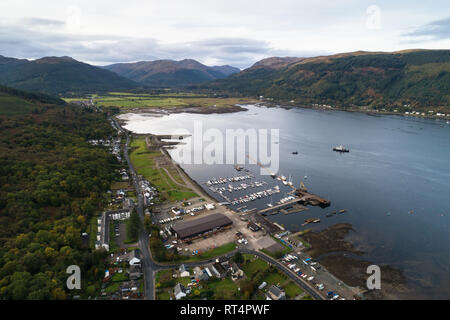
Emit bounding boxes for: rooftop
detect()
[172,213,232,239]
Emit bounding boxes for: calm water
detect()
[120,105,450,299]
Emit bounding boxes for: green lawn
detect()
[242,256,269,278]
[157,291,171,300]
[262,272,287,286]
[283,282,303,299]
[111,272,129,282]
[155,269,174,284]
[105,282,120,293]
[179,242,237,262]
[129,136,197,202]
[207,278,240,299]
[96,96,188,109]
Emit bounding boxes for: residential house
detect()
[128,250,141,266]
[266,285,286,300]
[174,283,186,300]
[179,264,190,278]
[230,262,244,281]
[129,265,142,280]
[211,263,228,278]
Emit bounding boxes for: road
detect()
[122,129,157,300]
[240,249,323,300]
[114,117,323,301]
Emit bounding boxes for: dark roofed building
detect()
[171,213,232,240]
[267,285,286,300]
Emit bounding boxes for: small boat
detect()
[338,209,347,214]
[292,151,298,155]
[333,145,350,153]
[302,218,320,226]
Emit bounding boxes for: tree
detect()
[233,251,244,265]
[127,210,140,242]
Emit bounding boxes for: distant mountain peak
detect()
[104,58,240,87]
[34,56,78,64]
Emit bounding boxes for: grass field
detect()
[97,96,188,109]
[179,242,236,262]
[129,136,197,202]
[0,93,34,115]
[241,255,269,277]
[283,282,304,299]
[62,92,257,112]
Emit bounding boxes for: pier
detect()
[258,197,308,215]
[294,190,331,208]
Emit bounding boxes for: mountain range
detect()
[0,50,449,108]
[103,59,240,87]
[202,49,450,107]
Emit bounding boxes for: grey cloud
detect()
[0,18,323,68]
[404,16,450,40]
[20,17,66,28]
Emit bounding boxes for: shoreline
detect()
[117,104,442,300]
[118,100,450,122]
[301,223,408,300]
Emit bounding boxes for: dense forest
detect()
[0,89,120,299]
[201,50,450,109]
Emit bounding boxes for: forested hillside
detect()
[203,50,450,108]
[0,88,120,299]
[0,55,138,95]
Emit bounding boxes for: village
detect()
[81,112,366,301]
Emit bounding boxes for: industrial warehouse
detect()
[171,213,233,241]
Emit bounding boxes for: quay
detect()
[294,189,331,208]
[258,197,307,215]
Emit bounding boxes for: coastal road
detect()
[122,129,157,300]
[240,249,324,300]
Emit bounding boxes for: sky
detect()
[0,0,449,69]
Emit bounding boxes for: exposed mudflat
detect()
[302,223,408,299]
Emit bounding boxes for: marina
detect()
[121,104,450,299]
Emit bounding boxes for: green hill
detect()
[0,85,65,115]
[0,55,138,95]
[203,50,450,108]
[0,86,120,299]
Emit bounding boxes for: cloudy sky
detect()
[0,0,449,68]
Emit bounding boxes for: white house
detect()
[128,250,141,266]
[179,264,190,278]
[174,283,186,300]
